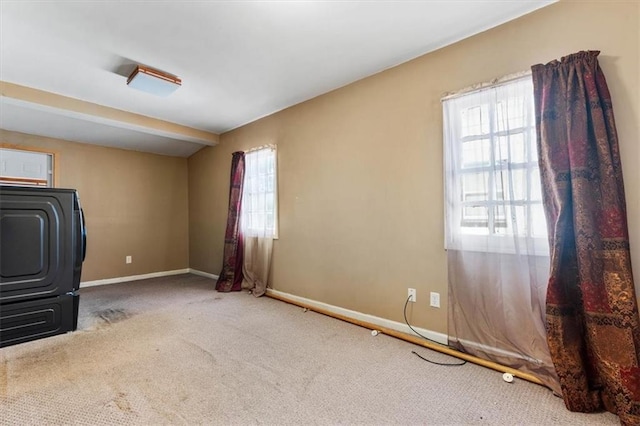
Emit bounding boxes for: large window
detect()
[242,146,278,238]
[443,77,547,254]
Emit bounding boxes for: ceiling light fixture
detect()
[127,65,181,97]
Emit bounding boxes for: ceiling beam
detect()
[0,81,219,146]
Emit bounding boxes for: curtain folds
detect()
[532,51,640,424]
[444,77,560,393]
[241,147,276,297]
[215,151,246,292]
[242,236,273,297]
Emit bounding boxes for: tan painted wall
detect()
[1,130,190,282]
[189,0,640,333]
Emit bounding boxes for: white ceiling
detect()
[0,1,556,157]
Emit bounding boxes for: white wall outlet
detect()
[126,255,132,264]
[408,288,417,303]
[430,292,440,308]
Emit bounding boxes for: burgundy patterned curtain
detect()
[532,51,640,424]
[215,151,245,292]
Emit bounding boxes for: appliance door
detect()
[0,293,77,348]
[0,191,75,303]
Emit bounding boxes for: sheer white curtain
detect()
[443,77,559,392]
[241,146,277,297]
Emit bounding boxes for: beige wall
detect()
[1,130,190,282]
[190,0,640,333]
[188,145,221,271]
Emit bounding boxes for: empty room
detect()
[1,0,639,424]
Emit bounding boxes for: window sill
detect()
[446,234,549,257]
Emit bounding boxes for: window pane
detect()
[444,77,548,247]
[462,139,490,168]
[495,205,507,227]
[461,105,490,137]
[463,205,488,223]
[495,98,526,131]
[257,174,265,192]
[495,169,526,201]
[513,205,527,236]
[267,155,275,173]
[530,130,538,162]
[247,176,256,194]
[493,205,523,236]
[241,148,278,237]
[258,155,267,174]
[531,204,547,237]
[496,133,526,164]
[531,168,543,201]
[462,172,489,202]
[266,174,274,192]
[251,193,259,212]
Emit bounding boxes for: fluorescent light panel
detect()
[127,65,181,97]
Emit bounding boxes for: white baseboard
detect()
[81,268,190,288]
[188,269,219,280]
[81,268,219,288]
[81,270,445,344]
[266,289,448,345]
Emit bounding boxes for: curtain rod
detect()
[441,70,532,102]
[245,144,276,153]
[265,289,545,387]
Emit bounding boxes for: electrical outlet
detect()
[126,255,132,264]
[408,288,417,303]
[430,292,440,308]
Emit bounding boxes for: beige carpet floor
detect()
[0,274,618,425]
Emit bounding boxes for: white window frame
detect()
[241,145,279,239]
[0,145,56,187]
[443,77,548,255]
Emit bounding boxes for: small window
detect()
[443,77,547,254]
[242,146,278,238]
[0,147,54,187]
